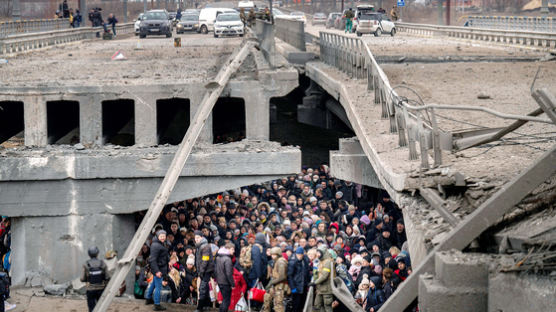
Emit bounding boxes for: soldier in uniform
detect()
[80,246,109,312]
[263,247,289,312]
[247,8,256,27]
[309,246,333,312]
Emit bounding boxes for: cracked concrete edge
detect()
[304,61,407,201]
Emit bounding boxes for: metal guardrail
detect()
[275,17,306,51]
[317,30,554,168]
[467,16,555,33]
[0,18,71,38]
[396,22,556,50]
[0,23,135,55]
[319,31,444,168]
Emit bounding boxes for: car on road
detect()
[139,10,173,38]
[356,13,396,37]
[311,12,327,26]
[198,7,237,34]
[353,5,375,32]
[176,14,199,34]
[214,13,244,38]
[326,12,341,29]
[290,11,307,23]
[134,13,144,35]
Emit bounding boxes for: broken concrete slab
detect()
[43,283,70,296]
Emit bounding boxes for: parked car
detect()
[139,10,173,38]
[356,13,396,37]
[326,12,341,29]
[311,12,327,26]
[198,7,237,34]
[176,14,199,33]
[214,13,244,38]
[134,13,144,35]
[290,11,307,23]
[353,5,375,32]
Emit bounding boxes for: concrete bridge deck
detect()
[0,34,248,87]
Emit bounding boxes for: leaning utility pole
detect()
[92,40,255,312]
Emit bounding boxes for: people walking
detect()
[107,14,118,37]
[145,230,169,311]
[215,243,235,312]
[80,246,109,312]
[194,231,215,312]
[310,246,333,312]
[344,8,354,33]
[287,247,310,312]
[262,247,288,312]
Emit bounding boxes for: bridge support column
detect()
[134,95,158,146]
[243,87,269,140]
[24,96,47,147]
[79,94,103,147]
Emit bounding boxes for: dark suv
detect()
[139,10,172,38]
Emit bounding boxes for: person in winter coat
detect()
[229,267,247,310]
[167,268,185,303]
[263,247,288,312]
[195,231,215,312]
[381,268,396,300]
[183,257,198,304]
[287,247,311,312]
[145,230,170,311]
[394,257,408,282]
[106,13,118,36]
[247,233,267,287]
[364,276,384,312]
[215,243,235,312]
[309,246,333,312]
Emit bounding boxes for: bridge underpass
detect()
[1,7,556,312]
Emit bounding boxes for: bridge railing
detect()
[275,17,306,51]
[318,29,556,168]
[319,31,445,168]
[0,23,134,55]
[396,22,556,50]
[0,18,71,38]
[466,15,555,33]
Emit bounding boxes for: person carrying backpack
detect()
[80,246,109,312]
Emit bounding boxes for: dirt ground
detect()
[7,287,202,312]
[0,32,245,87]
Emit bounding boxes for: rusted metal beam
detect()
[381,144,556,312]
[419,187,459,227]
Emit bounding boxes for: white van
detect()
[238,1,255,10]
[198,7,237,34]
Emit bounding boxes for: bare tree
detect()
[0,0,13,18]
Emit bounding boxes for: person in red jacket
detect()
[229,268,247,310]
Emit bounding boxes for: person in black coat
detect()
[364,276,385,312]
[215,243,235,312]
[145,230,170,310]
[287,247,311,312]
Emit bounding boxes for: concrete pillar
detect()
[243,87,269,140]
[10,212,135,287]
[190,93,213,143]
[24,96,47,147]
[134,95,157,146]
[79,95,103,147]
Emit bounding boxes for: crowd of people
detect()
[132,165,412,311]
[0,217,14,311]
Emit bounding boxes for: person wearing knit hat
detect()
[355,275,370,305]
[335,191,343,199]
[360,215,371,226]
